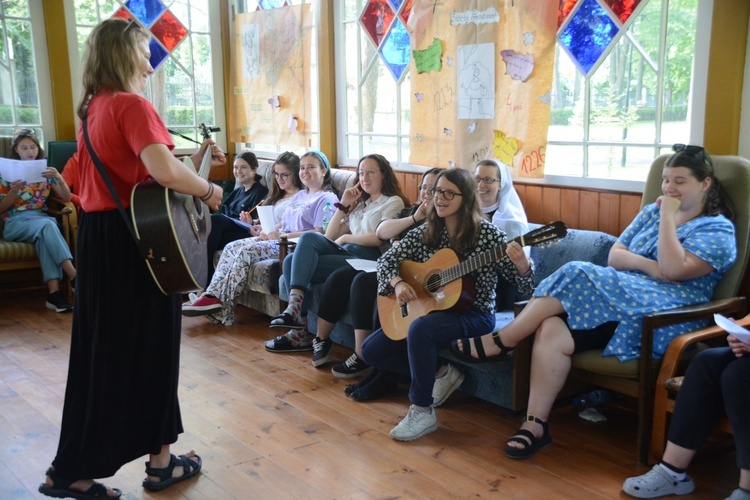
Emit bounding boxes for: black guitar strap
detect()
[81,117,162,261]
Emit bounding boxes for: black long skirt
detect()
[52,210,183,479]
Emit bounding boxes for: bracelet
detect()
[392,279,405,288]
[200,183,214,202]
[411,214,417,224]
[334,202,350,215]
[518,266,533,278]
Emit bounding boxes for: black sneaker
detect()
[265,331,314,352]
[46,291,73,313]
[312,337,333,367]
[332,353,372,379]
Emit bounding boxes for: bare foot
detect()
[43,471,120,498]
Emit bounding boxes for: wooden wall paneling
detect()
[578,191,600,230]
[560,189,580,230]
[598,193,621,236]
[618,194,642,234]
[541,187,561,224]
[514,185,526,209]
[401,172,420,204]
[523,185,544,223]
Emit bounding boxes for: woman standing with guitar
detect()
[359,168,534,442]
[39,19,225,499]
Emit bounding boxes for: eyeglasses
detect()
[673,144,711,166]
[273,172,292,180]
[474,176,501,185]
[431,187,463,201]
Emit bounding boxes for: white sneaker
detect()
[623,465,695,498]
[432,364,465,407]
[389,405,437,441]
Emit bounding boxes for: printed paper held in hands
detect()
[714,313,750,345]
[256,205,276,234]
[0,158,47,183]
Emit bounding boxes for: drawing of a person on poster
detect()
[457,43,495,120]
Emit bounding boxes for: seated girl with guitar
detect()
[304,167,442,379]
[268,154,409,354]
[358,168,535,442]
[183,151,338,327]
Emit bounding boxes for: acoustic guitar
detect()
[130,123,219,295]
[377,222,568,340]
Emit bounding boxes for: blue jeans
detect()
[3,210,72,282]
[281,232,381,314]
[361,307,494,407]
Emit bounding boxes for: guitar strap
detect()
[82,117,161,261]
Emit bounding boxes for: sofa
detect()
[226,159,358,317]
[285,223,617,411]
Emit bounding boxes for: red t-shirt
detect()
[77,89,174,212]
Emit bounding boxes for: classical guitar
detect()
[130,123,219,295]
[377,222,568,340]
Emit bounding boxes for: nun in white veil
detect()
[488,159,529,240]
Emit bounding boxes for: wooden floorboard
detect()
[0,288,739,499]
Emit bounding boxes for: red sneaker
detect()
[181,295,222,316]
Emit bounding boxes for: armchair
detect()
[567,154,750,465]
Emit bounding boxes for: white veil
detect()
[490,160,529,240]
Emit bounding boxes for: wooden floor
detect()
[0,288,739,499]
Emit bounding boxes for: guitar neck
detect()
[439,238,515,285]
[196,146,212,180]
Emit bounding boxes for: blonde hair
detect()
[77,18,149,119]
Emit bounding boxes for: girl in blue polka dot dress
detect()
[451,144,737,460]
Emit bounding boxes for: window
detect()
[0,0,53,142]
[336,0,412,165]
[546,0,704,186]
[70,0,224,150]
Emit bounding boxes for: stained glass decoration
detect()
[603,0,644,24]
[388,0,405,10]
[360,0,395,48]
[559,0,619,75]
[125,0,166,27]
[380,17,410,81]
[399,0,413,24]
[112,7,134,21]
[150,10,187,51]
[557,0,580,29]
[258,0,289,9]
[148,38,169,70]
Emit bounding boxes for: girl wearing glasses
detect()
[268,154,409,354]
[357,168,534,441]
[298,167,443,380]
[183,151,338,327]
[453,145,736,461]
[204,151,268,284]
[1,128,77,313]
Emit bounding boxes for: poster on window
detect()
[407,0,556,178]
[229,5,312,147]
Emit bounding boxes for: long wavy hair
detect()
[423,168,484,255]
[300,151,335,193]
[77,18,149,119]
[265,151,301,206]
[665,147,734,220]
[10,129,45,160]
[355,154,410,206]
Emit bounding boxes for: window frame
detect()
[62,1,227,155]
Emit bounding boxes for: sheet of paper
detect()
[0,158,47,183]
[346,259,377,273]
[714,314,750,345]
[222,213,251,229]
[256,205,276,233]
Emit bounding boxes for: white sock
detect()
[658,463,686,482]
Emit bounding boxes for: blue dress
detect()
[533,203,736,361]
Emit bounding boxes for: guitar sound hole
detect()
[425,273,441,294]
